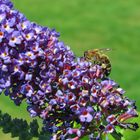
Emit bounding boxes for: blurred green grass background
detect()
[0,0,140,139]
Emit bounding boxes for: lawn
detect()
[0,0,140,139]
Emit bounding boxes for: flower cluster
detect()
[0,0,138,140]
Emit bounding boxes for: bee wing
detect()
[99,48,112,52]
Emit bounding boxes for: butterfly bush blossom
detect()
[0,0,139,140]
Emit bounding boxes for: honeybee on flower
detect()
[84,48,112,77]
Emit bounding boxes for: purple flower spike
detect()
[79,107,93,122]
[0,31,4,42]
[25,51,36,60]
[2,19,14,33]
[0,46,9,60]
[39,81,52,94]
[9,31,22,47]
[20,84,34,97]
[105,124,114,134]
[106,115,116,124]
[17,20,31,31]
[0,13,6,23]
[23,31,34,41]
[0,0,138,139]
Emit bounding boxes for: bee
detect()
[84,48,112,77]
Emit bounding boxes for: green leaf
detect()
[111,131,123,140]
